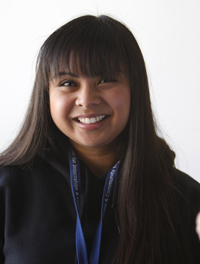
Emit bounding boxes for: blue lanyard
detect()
[69,148,120,264]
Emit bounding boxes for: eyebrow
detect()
[52,71,78,79]
[52,69,124,80]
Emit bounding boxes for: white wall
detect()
[0,0,199,182]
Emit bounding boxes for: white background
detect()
[0,0,199,182]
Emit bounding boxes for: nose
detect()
[75,83,101,108]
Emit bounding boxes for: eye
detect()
[98,79,117,85]
[59,80,77,87]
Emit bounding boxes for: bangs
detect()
[42,16,128,81]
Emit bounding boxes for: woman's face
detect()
[49,69,130,152]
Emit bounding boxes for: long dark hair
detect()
[0,15,192,263]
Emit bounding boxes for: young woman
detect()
[0,15,200,264]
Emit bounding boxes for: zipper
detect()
[74,253,78,264]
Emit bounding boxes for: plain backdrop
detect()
[0,0,199,182]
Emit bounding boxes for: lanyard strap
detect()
[69,148,120,264]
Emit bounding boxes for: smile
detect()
[77,115,106,124]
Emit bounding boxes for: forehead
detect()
[50,51,124,81]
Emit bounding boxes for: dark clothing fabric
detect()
[0,151,119,264]
[0,149,200,263]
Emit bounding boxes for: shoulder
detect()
[0,155,43,187]
[174,169,200,213]
[174,170,200,234]
[175,169,200,187]
[174,169,200,202]
[0,165,26,187]
[173,169,200,262]
[0,151,70,189]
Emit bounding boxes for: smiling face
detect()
[49,70,130,153]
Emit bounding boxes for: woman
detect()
[0,15,200,264]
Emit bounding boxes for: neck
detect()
[70,141,119,177]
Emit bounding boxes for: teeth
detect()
[77,115,106,124]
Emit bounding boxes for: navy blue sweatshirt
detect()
[0,149,200,263]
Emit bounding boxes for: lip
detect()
[73,113,108,119]
[73,114,109,131]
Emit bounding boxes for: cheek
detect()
[111,89,130,117]
[49,93,72,121]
